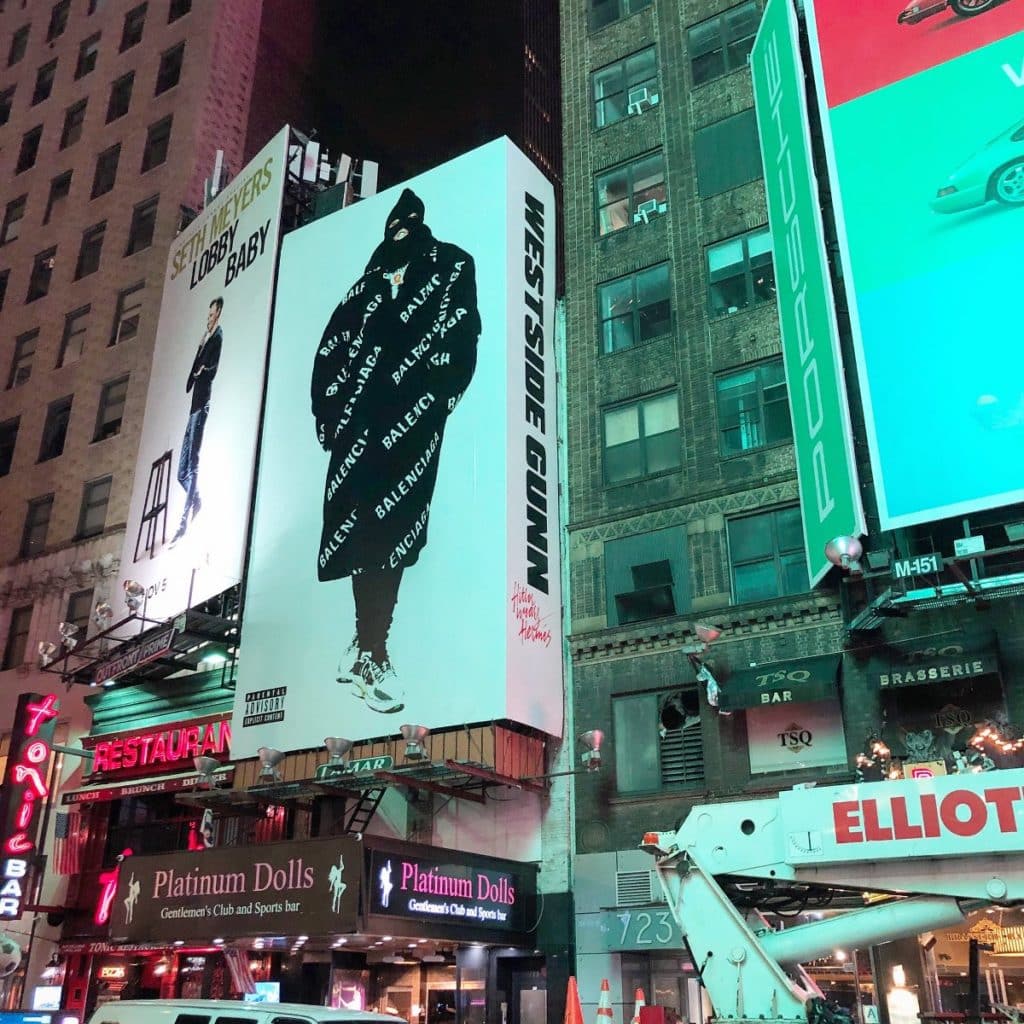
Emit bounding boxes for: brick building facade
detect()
[0,0,315,997]
[560,0,1024,1019]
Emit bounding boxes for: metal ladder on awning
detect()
[344,786,385,834]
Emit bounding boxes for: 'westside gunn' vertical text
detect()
[523,192,549,595]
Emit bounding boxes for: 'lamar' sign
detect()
[109,837,359,940]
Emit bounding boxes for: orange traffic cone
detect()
[596,979,614,1024]
[565,977,585,1024]
[631,988,647,1024]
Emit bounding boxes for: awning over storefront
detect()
[61,766,233,804]
[718,654,840,711]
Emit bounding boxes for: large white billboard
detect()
[118,128,290,620]
[231,138,561,756]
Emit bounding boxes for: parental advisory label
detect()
[243,685,287,727]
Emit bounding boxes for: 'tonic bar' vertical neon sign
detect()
[0,693,58,918]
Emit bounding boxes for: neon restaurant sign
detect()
[0,693,59,918]
[87,718,231,777]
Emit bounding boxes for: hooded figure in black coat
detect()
[311,188,482,713]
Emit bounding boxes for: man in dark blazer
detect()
[172,297,223,543]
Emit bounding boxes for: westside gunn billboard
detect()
[804,3,1024,529]
[117,127,289,619]
[232,138,561,754]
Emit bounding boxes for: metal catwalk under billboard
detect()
[804,4,1024,529]
[232,138,561,754]
[117,127,290,620]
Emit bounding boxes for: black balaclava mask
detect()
[372,188,430,269]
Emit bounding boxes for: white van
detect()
[86,1000,406,1024]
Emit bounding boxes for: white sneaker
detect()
[336,637,365,685]
[359,657,405,714]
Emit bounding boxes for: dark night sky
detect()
[314,2,522,187]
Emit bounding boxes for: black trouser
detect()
[352,566,404,662]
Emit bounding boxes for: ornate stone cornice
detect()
[570,592,842,664]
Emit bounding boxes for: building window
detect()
[593,48,658,128]
[106,72,134,122]
[168,0,191,21]
[7,330,37,388]
[613,688,704,793]
[21,496,54,559]
[596,152,666,235]
[77,476,112,538]
[154,42,184,95]
[603,391,681,484]
[94,375,128,441]
[66,588,94,634]
[689,2,761,86]
[598,262,671,354]
[716,359,791,455]
[141,116,172,172]
[605,526,689,627]
[120,3,147,51]
[16,126,43,174]
[1,196,26,245]
[76,32,101,78]
[2,606,33,669]
[590,0,652,31]
[126,196,158,255]
[91,143,120,198]
[707,227,775,316]
[61,100,87,148]
[0,416,19,476]
[76,222,105,279]
[0,85,14,125]
[32,60,58,105]
[110,282,144,345]
[728,505,809,604]
[47,0,71,42]
[44,172,73,225]
[58,305,91,367]
[26,248,57,303]
[694,109,762,197]
[8,25,29,67]
[39,395,73,462]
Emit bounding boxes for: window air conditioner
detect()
[627,86,660,116]
[633,199,667,225]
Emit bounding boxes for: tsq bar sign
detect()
[750,0,864,586]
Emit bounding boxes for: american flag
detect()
[222,948,257,995]
[53,811,85,875]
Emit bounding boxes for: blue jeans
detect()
[177,404,208,517]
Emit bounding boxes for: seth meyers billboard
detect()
[117,128,289,619]
[805,3,1024,529]
[231,139,561,756]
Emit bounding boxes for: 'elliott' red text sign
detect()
[781,768,1024,864]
